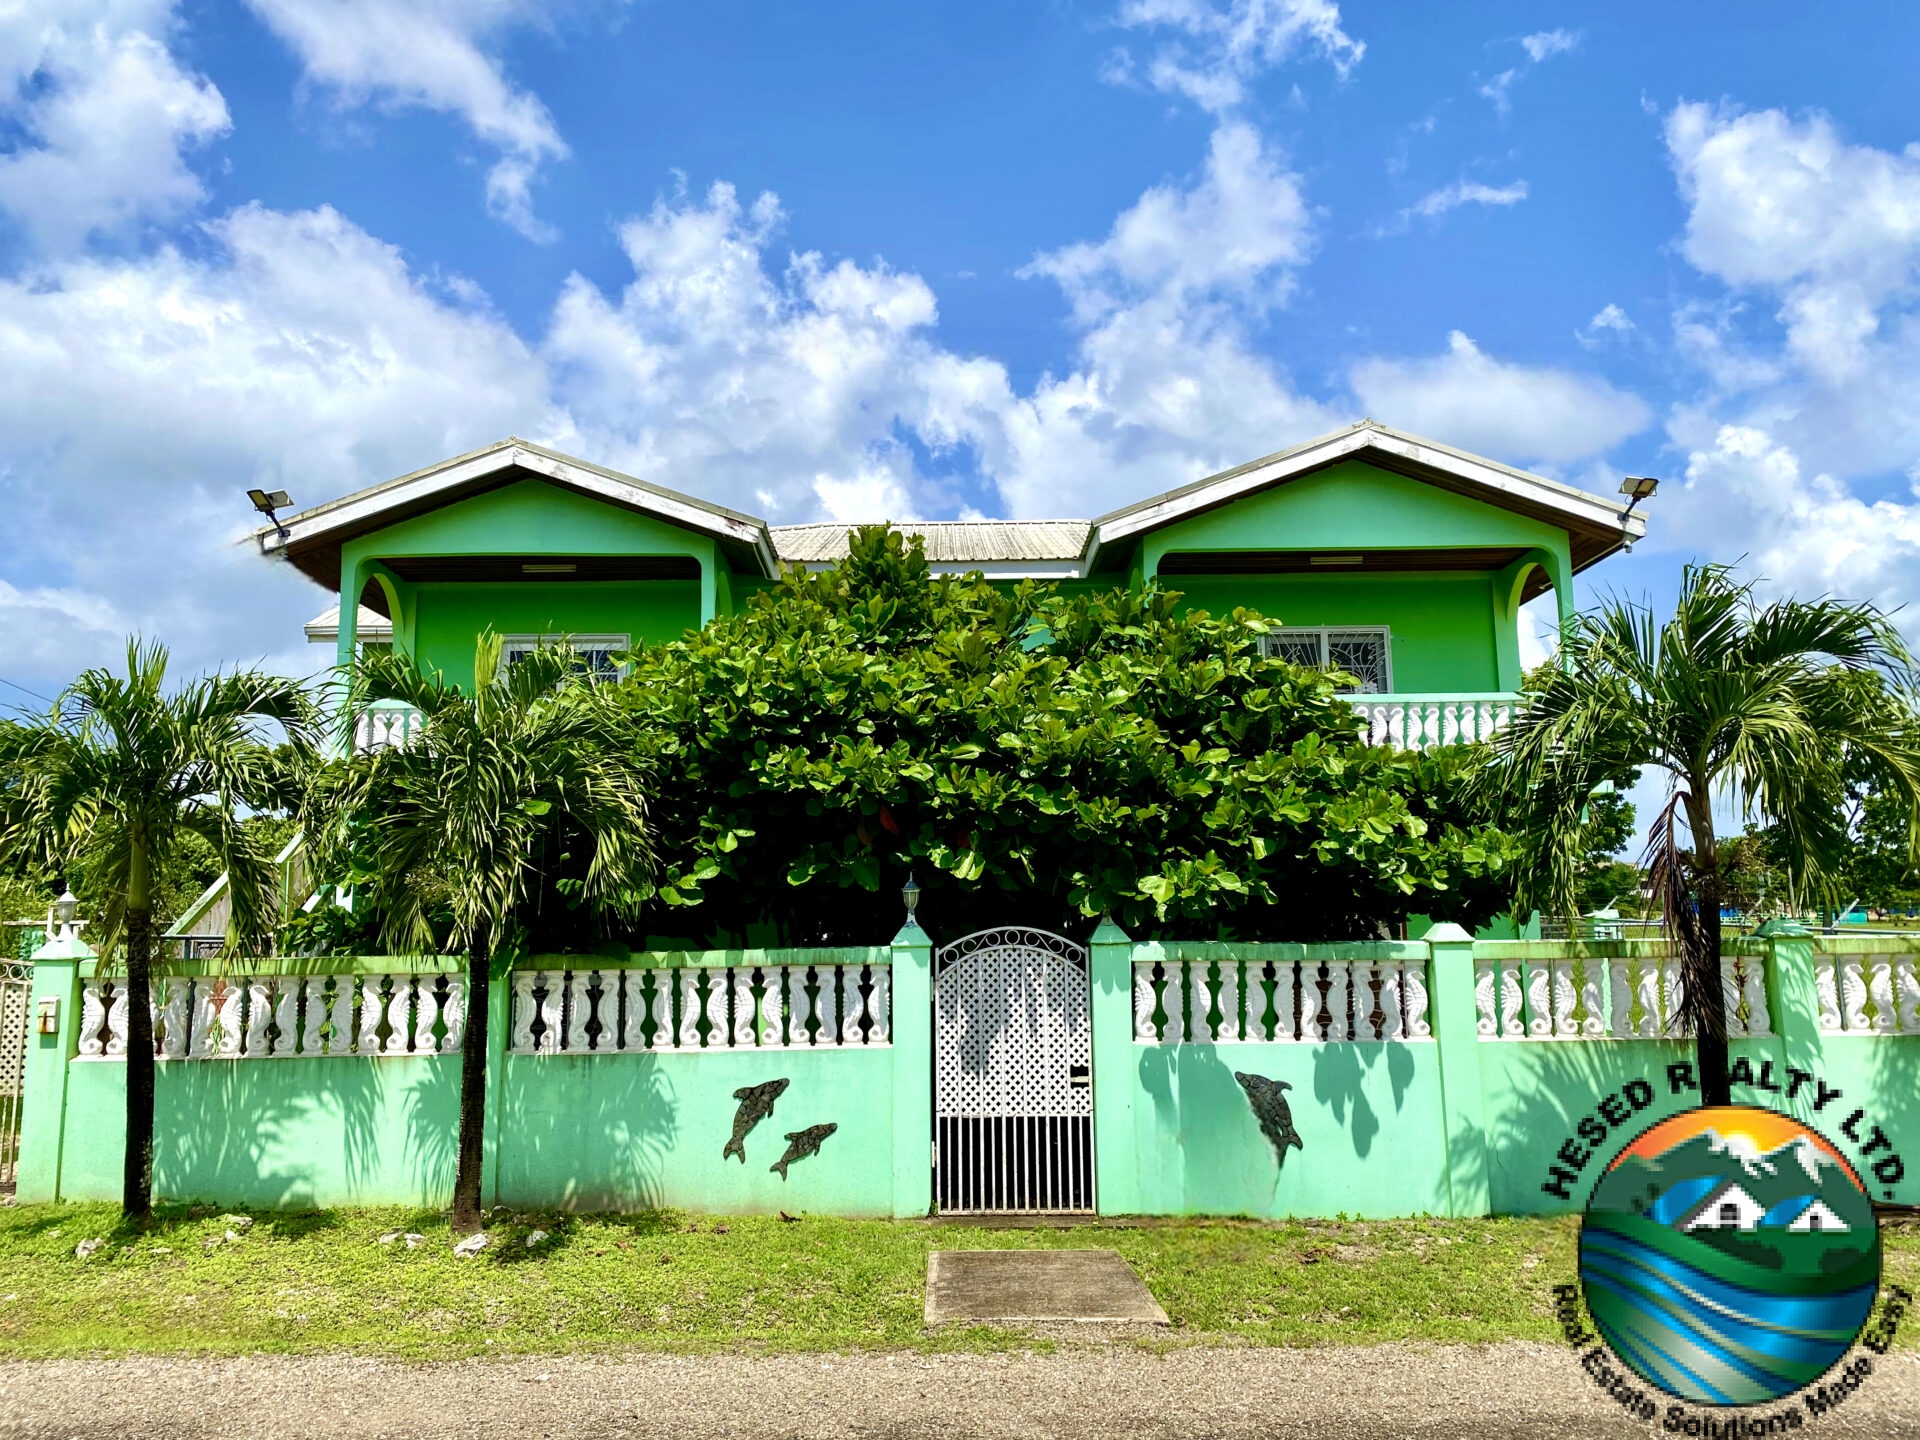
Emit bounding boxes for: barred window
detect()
[501,633,630,683]
[1259,626,1392,694]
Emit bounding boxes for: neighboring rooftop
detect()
[771,520,1092,570]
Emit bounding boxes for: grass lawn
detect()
[0,1203,1914,1359]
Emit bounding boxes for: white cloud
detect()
[813,467,918,524]
[1578,303,1636,346]
[1108,0,1364,114]
[1478,70,1516,118]
[1520,29,1579,63]
[0,2,229,252]
[1672,424,1920,608]
[239,0,576,238]
[1349,330,1651,466]
[1407,178,1528,221]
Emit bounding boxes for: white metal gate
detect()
[933,928,1093,1214]
[0,958,30,1194]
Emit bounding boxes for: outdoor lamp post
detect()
[49,889,79,941]
[901,874,921,929]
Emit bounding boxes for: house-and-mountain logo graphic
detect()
[1578,1105,1882,1407]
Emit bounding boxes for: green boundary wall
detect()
[17,924,1917,1218]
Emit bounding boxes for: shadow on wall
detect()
[1865,1037,1919,1206]
[1311,1041,1419,1160]
[495,1054,677,1211]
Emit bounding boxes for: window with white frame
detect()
[1260,627,1392,694]
[501,634,631,683]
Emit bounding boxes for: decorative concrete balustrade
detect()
[507,960,892,1054]
[1471,948,1772,1040]
[1132,954,1431,1043]
[74,971,465,1059]
[352,700,423,753]
[1812,949,1920,1035]
[1347,693,1517,750]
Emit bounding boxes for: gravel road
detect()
[3,1342,1917,1440]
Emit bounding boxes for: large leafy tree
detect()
[622,526,1515,945]
[1475,564,1920,1104]
[309,636,653,1233]
[0,642,312,1218]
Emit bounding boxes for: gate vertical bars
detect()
[933,927,1094,1215]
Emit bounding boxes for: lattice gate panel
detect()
[933,929,1093,1214]
[0,962,30,1193]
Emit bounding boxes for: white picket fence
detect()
[1472,953,1771,1040]
[1132,956,1431,1044]
[76,973,465,1059]
[508,962,892,1054]
[1814,951,1920,1035]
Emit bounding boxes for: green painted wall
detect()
[412,581,699,689]
[1167,573,1504,693]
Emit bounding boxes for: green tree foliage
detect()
[1474,563,1920,1104]
[0,642,312,1219]
[619,526,1515,945]
[307,635,654,1233]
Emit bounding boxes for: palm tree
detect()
[1476,563,1920,1104]
[0,641,312,1219]
[311,635,652,1234]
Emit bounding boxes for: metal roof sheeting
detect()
[770,521,1091,564]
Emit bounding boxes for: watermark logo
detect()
[1577,1104,1881,1408]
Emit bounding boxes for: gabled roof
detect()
[304,604,393,644]
[1088,420,1646,575]
[256,437,781,588]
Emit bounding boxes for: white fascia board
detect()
[1093,427,1647,548]
[260,444,778,573]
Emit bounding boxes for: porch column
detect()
[889,920,932,1217]
[14,932,94,1203]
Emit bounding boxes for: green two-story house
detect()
[262,420,1645,750]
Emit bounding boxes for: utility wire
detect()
[0,674,53,704]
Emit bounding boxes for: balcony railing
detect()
[1348,692,1520,750]
[354,700,423,753]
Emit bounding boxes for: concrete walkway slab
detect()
[924,1248,1169,1324]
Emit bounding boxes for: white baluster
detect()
[678,969,701,1047]
[107,984,131,1057]
[510,972,538,1053]
[1216,960,1242,1042]
[352,976,381,1054]
[1813,952,1842,1033]
[1660,957,1681,1034]
[162,978,190,1059]
[384,976,412,1054]
[817,967,841,1045]
[1493,960,1521,1039]
[646,971,675,1051]
[1636,960,1662,1038]
[441,978,466,1052]
[1275,961,1298,1041]
[1190,962,1215,1044]
[1326,964,1350,1043]
[1473,960,1497,1038]
[1719,959,1744,1037]
[756,966,782,1048]
[729,967,754,1048]
[1352,963,1377,1040]
[1403,960,1431,1039]
[1840,954,1868,1032]
[1380,962,1405,1042]
[871,964,892,1043]
[1551,961,1577,1039]
[1574,960,1603,1038]
[78,982,107,1057]
[537,971,564,1054]
[413,977,441,1052]
[1246,962,1272,1042]
[841,966,868,1044]
[786,966,810,1046]
[218,982,245,1058]
[1133,964,1158,1041]
[327,976,354,1055]
[565,972,593,1052]
[273,979,301,1056]
[1897,955,1920,1035]
[246,980,272,1057]
[617,972,641,1051]
[1526,963,1552,1038]
[1161,961,1186,1044]
[1607,959,1633,1038]
[1868,955,1896,1034]
[1741,959,1772,1039]
[189,980,217,1057]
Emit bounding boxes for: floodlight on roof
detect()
[248,488,293,543]
[1617,476,1659,550]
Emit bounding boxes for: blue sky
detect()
[3,0,1920,716]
